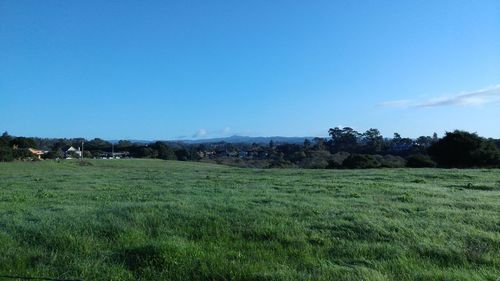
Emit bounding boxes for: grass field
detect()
[0,159,498,281]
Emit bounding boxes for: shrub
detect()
[327,152,350,168]
[13,148,32,160]
[44,148,64,159]
[379,154,406,168]
[406,154,437,168]
[342,154,382,169]
[83,151,93,158]
[299,150,332,169]
[0,146,14,162]
[174,148,190,161]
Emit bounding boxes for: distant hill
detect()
[107,139,154,145]
[177,135,317,145]
[108,135,321,145]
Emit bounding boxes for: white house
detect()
[65,146,82,158]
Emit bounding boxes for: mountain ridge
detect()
[109,135,320,145]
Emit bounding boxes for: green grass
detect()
[0,159,499,281]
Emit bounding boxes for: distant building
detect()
[28,148,47,160]
[65,146,82,158]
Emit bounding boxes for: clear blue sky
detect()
[1,0,499,140]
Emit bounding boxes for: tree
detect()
[10,137,36,149]
[428,130,500,168]
[116,140,133,150]
[86,138,111,151]
[312,137,327,151]
[0,131,12,146]
[0,146,14,162]
[432,132,438,141]
[416,136,433,147]
[0,132,14,162]
[363,128,383,153]
[303,139,312,150]
[275,144,304,163]
[51,139,71,151]
[393,133,402,142]
[45,148,64,159]
[138,147,156,158]
[328,127,360,153]
[151,142,176,160]
[13,148,32,159]
[269,140,275,149]
[174,148,190,161]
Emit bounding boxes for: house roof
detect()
[29,148,46,155]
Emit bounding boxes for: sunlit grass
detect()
[0,159,498,280]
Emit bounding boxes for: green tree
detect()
[151,142,176,160]
[10,137,36,149]
[328,127,360,152]
[363,128,383,153]
[0,146,14,162]
[428,130,500,168]
[45,148,64,159]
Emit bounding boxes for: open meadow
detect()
[0,159,498,281]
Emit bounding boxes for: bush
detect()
[13,148,32,160]
[379,154,407,168]
[327,152,350,168]
[83,151,93,158]
[174,148,190,161]
[44,148,64,159]
[299,151,332,169]
[342,154,382,169]
[406,154,437,168]
[0,146,14,162]
[268,158,295,168]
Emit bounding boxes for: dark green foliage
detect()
[429,130,500,168]
[406,154,437,168]
[268,154,294,168]
[2,129,500,169]
[13,148,33,159]
[343,154,382,169]
[275,144,305,162]
[9,136,37,149]
[0,132,14,162]
[137,147,157,158]
[0,146,14,162]
[363,128,384,154]
[44,148,64,159]
[378,155,406,168]
[299,150,332,169]
[150,142,176,160]
[82,150,93,158]
[327,152,350,168]
[174,148,190,161]
[328,127,360,152]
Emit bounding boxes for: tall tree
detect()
[328,127,360,152]
[429,130,500,168]
[363,128,384,153]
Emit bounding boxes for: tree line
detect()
[1,128,499,169]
